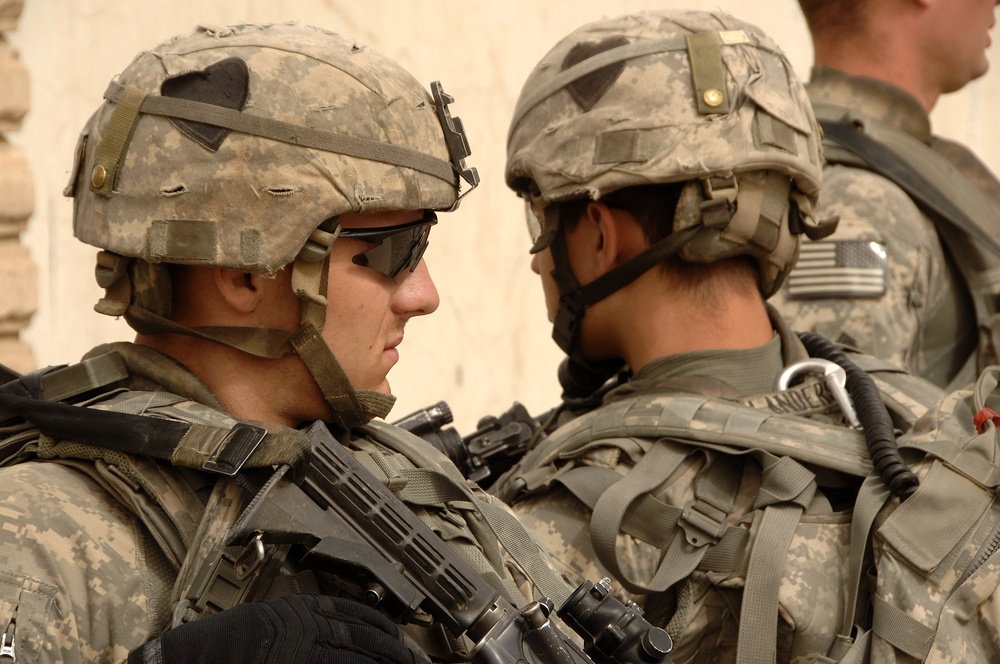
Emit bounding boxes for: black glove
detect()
[128,594,428,664]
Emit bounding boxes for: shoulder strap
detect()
[819,118,1000,385]
[515,391,873,487]
[819,119,1000,258]
[0,389,311,474]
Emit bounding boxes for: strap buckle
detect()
[678,497,728,547]
[203,422,267,476]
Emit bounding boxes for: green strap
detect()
[686,31,730,114]
[91,85,148,197]
[288,323,376,427]
[835,629,872,664]
[590,441,719,595]
[556,465,682,547]
[536,393,873,479]
[556,464,749,573]
[754,455,816,509]
[872,595,935,660]
[105,82,456,184]
[901,437,1000,487]
[736,504,802,664]
[840,475,891,639]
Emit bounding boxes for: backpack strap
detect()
[819,119,1000,259]
[510,392,873,491]
[819,116,1000,384]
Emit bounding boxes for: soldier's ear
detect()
[587,201,645,276]
[212,268,263,314]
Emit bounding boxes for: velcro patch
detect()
[161,57,250,151]
[562,36,630,111]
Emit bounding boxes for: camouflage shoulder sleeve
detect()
[0,461,172,663]
[771,163,975,386]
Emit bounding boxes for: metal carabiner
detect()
[776,358,861,429]
[0,617,16,663]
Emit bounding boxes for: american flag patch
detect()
[786,239,887,298]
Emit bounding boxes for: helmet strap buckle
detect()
[699,175,738,228]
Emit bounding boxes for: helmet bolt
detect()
[91,165,108,189]
[702,88,724,107]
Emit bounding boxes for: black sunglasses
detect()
[337,211,438,281]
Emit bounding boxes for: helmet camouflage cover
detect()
[67,21,475,275]
[506,10,832,295]
[63,22,478,427]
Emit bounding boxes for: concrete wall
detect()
[9,1,1000,431]
[0,0,36,374]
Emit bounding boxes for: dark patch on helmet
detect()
[562,36,630,111]
[161,57,250,151]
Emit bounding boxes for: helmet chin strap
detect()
[547,208,704,358]
[101,240,394,430]
[287,322,394,430]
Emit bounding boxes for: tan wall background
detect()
[8,1,1000,432]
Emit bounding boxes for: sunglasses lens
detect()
[351,222,432,280]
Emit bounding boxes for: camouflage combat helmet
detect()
[64,22,478,428]
[505,10,834,356]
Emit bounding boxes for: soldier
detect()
[495,9,943,664]
[0,22,563,664]
[770,0,1000,390]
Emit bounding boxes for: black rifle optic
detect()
[393,360,630,488]
[392,400,547,488]
[192,421,672,664]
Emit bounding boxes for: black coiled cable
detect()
[797,331,919,500]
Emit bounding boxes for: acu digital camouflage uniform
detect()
[771,66,1000,390]
[498,308,941,664]
[497,10,947,664]
[0,23,557,664]
[0,342,552,664]
[0,343,238,663]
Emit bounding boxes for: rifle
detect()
[393,359,631,488]
[188,420,673,664]
[392,400,549,488]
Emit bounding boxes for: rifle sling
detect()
[0,392,310,474]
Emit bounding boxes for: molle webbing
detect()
[515,392,872,490]
[103,81,457,185]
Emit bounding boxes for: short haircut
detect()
[798,0,870,38]
[555,184,759,304]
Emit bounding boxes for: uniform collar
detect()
[83,341,227,412]
[807,65,932,145]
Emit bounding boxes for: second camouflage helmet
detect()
[506,10,832,296]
